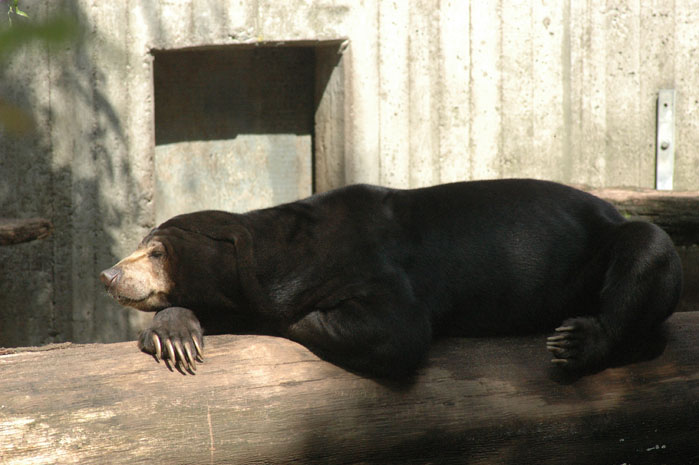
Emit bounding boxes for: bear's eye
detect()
[148,250,164,259]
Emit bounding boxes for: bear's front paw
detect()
[546,316,610,372]
[138,306,204,374]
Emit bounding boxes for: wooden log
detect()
[0,217,53,246]
[1,312,697,465]
[588,187,699,246]
[677,246,699,312]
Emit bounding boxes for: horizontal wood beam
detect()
[1,312,697,464]
[0,217,53,246]
[588,187,699,246]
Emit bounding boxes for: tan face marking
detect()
[101,240,173,311]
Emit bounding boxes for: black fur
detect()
[129,180,684,377]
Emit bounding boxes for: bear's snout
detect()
[100,244,174,311]
[100,267,120,288]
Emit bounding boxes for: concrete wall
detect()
[152,46,315,223]
[1,0,698,347]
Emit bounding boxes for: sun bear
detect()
[100,179,683,377]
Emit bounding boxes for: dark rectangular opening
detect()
[150,42,344,222]
[153,45,317,145]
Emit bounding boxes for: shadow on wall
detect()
[0,0,145,347]
[151,42,344,224]
[153,45,318,221]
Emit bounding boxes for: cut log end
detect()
[0,217,53,245]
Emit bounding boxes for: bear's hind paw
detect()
[545,317,609,372]
[546,326,580,365]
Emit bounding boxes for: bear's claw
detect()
[151,333,161,362]
[546,325,580,365]
[546,317,609,371]
[192,336,203,361]
[138,306,204,375]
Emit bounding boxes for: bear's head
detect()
[99,233,173,311]
[100,211,253,313]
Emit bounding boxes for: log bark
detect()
[588,187,699,246]
[0,217,53,245]
[1,312,697,465]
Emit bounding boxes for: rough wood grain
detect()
[1,312,697,465]
[0,218,52,246]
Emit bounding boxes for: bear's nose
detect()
[99,267,120,288]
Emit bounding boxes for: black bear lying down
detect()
[100,179,682,377]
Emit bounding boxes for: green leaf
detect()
[15,8,29,18]
[0,16,80,59]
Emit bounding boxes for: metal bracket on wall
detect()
[656,89,676,190]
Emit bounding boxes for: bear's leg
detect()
[138,306,204,374]
[547,221,682,371]
[284,296,432,378]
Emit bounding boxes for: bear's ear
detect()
[156,213,270,312]
[159,213,253,261]
[201,222,273,317]
[157,211,248,243]
[202,224,254,263]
